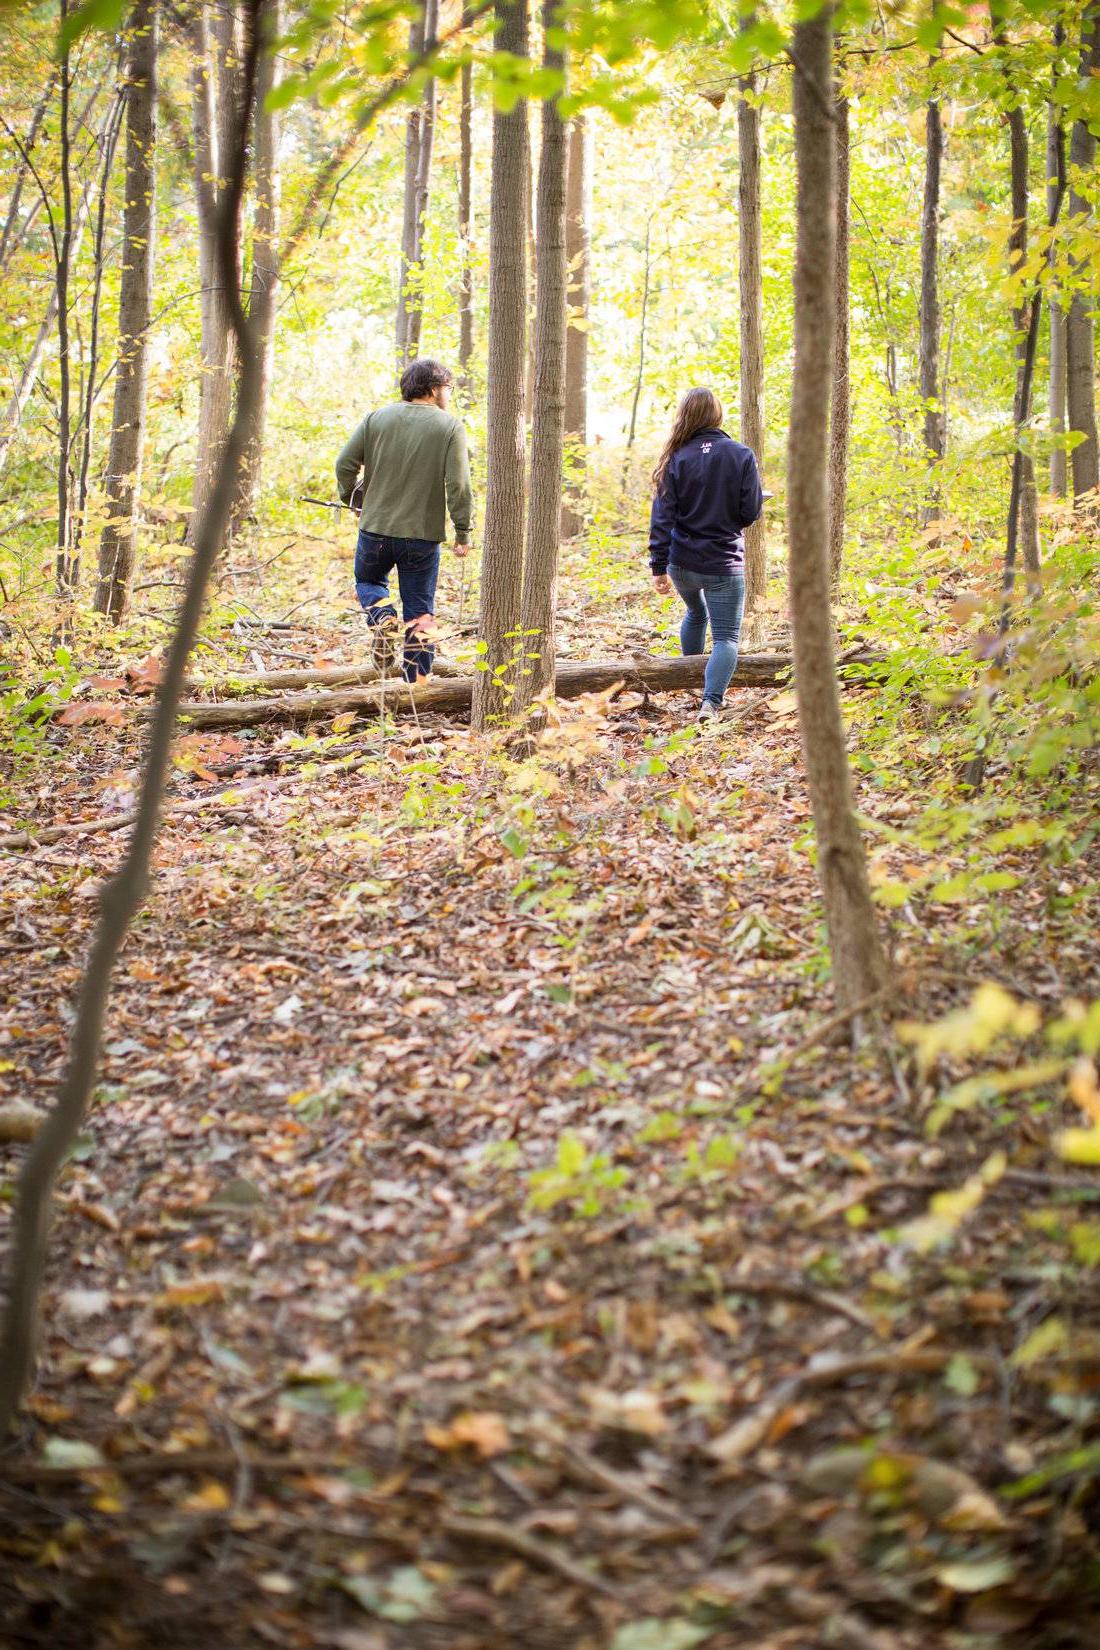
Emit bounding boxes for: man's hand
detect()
[452,540,471,558]
[653,573,672,595]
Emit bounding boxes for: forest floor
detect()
[2,585,1100,1650]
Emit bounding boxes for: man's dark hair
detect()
[400,358,453,402]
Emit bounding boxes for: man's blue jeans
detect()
[669,566,745,706]
[355,529,441,680]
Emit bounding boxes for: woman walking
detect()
[649,387,763,721]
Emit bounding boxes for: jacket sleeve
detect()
[737,447,764,529]
[335,415,370,506]
[445,421,474,540]
[649,477,676,575]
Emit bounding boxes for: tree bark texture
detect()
[827,90,850,583]
[1066,5,1100,500]
[560,112,589,539]
[738,52,766,634]
[187,4,242,546]
[1047,87,1067,498]
[396,0,439,364]
[0,0,267,1439]
[96,0,158,621]
[458,5,475,381]
[919,93,945,521]
[471,0,530,729]
[1006,102,1041,585]
[517,4,567,710]
[787,14,888,1010]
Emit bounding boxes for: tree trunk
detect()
[0,0,267,1440]
[516,2,567,711]
[187,4,241,547]
[1047,79,1067,498]
[560,111,589,539]
[919,91,945,522]
[230,0,282,534]
[95,0,158,622]
[1066,5,1100,501]
[737,39,766,639]
[827,89,850,584]
[524,122,536,427]
[787,13,888,1009]
[458,5,475,382]
[396,0,439,365]
[1006,102,1041,586]
[471,0,529,730]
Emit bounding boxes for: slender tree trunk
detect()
[396,0,439,364]
[55,13,75,600]
[919,91,945,522]
[230,0,281,533]
[1006,101,1041,586]
[1066,5,1100,501]
[622,213,653,477]
[0,73,57,271]
[827,89,850,583]
[560,111,589,539]
[517,2,567,711]
[1047,84,1067,498]
[787,13,888,1010]
[738,40,766,639]
[0,0,266,1441]
[188,4,241,546]
[0,181,95,474]
[471,0,529,730]
[95,0,158,620]
[73,82,126,575]
[458,5,474,382]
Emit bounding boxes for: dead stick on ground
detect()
[560,1443,699,1533]
[441,1514,627,1600]
[0,1449,332,1484]
[707,1347,999,1467]
[724,1275,876,1333]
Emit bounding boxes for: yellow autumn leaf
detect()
[154,1279,226,1311]
[1055,1126,1100,1166]
[182,1479,231,1512]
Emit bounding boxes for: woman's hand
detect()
[653,574,672,596]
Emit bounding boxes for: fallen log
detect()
[164,651,884,733]
[190,657,465,695]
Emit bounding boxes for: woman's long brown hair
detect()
[651,387,724,497]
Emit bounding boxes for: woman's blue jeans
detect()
[669,567,745,706]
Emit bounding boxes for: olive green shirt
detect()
[335,401,473,543]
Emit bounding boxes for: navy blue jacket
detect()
[648,428,763,577]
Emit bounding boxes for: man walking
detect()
[336,358,473,680]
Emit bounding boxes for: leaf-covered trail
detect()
[2,681,1099,1649]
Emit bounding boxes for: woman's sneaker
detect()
[697,700,720,723]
